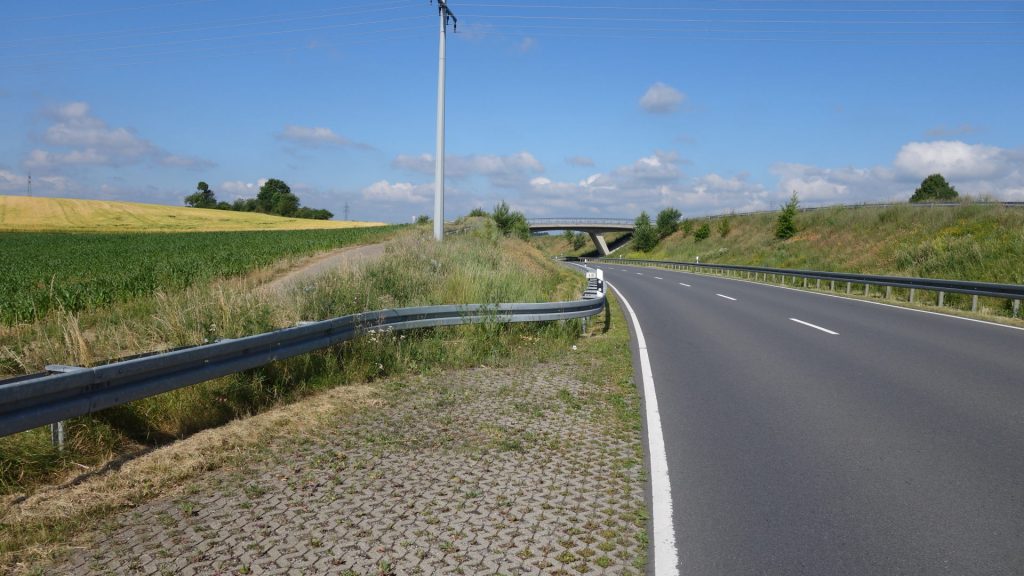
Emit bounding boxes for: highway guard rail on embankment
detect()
[568,256,1023,316]
[0,283,606,439]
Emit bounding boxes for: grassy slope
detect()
[0,195,384,232]
[625,203,1024,284]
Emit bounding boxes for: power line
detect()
[459,3,1024,14]
[1,1,419,47]
[8,0,220,22]
[1,16,432,63]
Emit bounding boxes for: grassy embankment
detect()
[0,220,591,517]
[609,203,1024,317]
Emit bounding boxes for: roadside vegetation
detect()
[0,224,586,501]
[0,226,396,324]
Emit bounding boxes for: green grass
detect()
[0,227,397,325]
[628,203,1024,285]
[0,227,584,494]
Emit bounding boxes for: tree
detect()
[492,201,529,240]
[415,214,431,225]
[911,173,959,203]
[184,181,217,208]
[633,211,658,252]
[776,192,799,239]
[694,221,711,241]
[655,207,682,239]
[468,207,489,217]
[256,179,292,214]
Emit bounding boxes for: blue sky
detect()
[1,0,1022,223]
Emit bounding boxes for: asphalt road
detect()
[592,263,1024,576]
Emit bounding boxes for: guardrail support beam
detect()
[972,295,979,312]
[938,291,945,307]
[1014,299,1020,317]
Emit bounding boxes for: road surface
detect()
[592,262,1024,576]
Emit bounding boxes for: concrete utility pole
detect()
[433,0,456,241]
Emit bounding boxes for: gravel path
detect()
[52,362,647,575]
[262,243,386,294]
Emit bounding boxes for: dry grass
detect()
[0,195,384,232]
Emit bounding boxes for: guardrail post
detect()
[909,288,915,303]
[938,291,945,307]
[44,364,86,451]
[886,286,892,300]
[803,277,807,288]
[830,280,835,291]
[846,282,852,294]
[864,284,870,296]
[50,421,65,451]
[1014,299,1020,317]
[816,279,821,290]
[972,295,979,312]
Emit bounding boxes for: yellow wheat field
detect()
[0,195,385,232]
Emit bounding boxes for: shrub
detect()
[776,193,799,239]
[633,212,658,252]
[415,215,431,225]
[718,217,731,238]
[681,219,693,237]
[492,201,529,240]
[694,222,710,241]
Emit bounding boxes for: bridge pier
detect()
[588,233,610,256]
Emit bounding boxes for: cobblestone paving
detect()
[53,363,647,575]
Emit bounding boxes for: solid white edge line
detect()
[607,282,680,576]
[790,317,839,335]
[606,263,1024,333]
[716,294,737,301]
[654,276,663,280]
[678,282,690,287]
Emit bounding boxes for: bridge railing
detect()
[527,218,634,227]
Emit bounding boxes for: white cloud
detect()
[392,151,544,188]
[640,82,685,114]
[275,125,371,149]
[893,140,1012,180]
[0,169,22,191]
[566,156,595,167]
[24,101,213,170]
[774,140,1024,204]
[518,37,536,53]
[361,180,432,203]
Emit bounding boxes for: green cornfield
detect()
[0,227,396,325]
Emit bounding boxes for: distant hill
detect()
[0,195,384,232]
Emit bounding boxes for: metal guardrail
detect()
[0,294,605,439]
[575,256,1023,316]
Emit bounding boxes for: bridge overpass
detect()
[527,218,634,255]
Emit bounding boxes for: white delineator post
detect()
[433,1,455,241]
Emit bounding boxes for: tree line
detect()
[184,179,333,220]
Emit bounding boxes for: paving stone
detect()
[50,363,646,575]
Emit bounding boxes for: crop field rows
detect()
[0,227,394,325]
